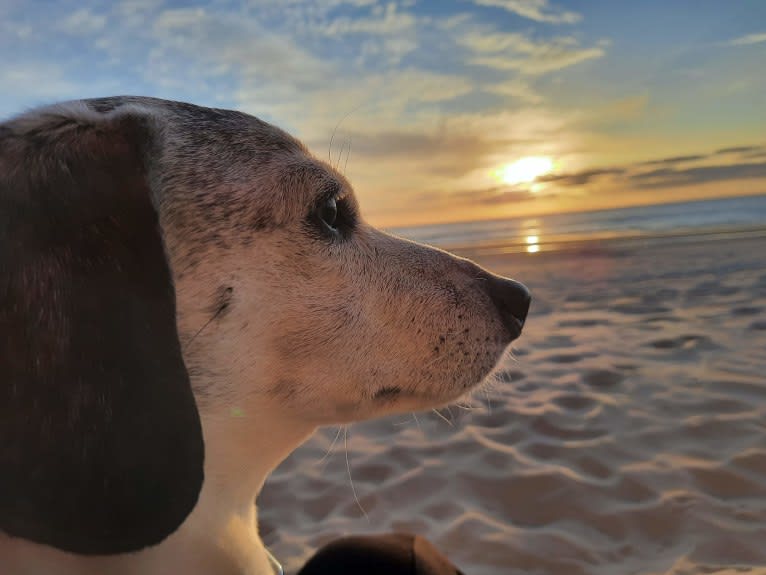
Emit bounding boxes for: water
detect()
[389,195,766,254]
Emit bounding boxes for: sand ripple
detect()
[260,239,766,574]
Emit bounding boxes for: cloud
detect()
[470,0,581,24]
[0,65,79,101]
[498,148,766,196]
[460,31,541,53]
[242,67,475,144]
[0,63,120,115]
[0,19,32,40]
[414,185,537,207]
[328,124,517,182]
[318,3,415,36]
[537,168,624,186]
[145,3,450,119]
[60,8,107,35]
[459,31,606,75]
[329,130,482,160]
[306,105,577,219]
[390,145,766,218]
[715,145,765,155]
[471,187,542,204]
[484,80,542,103]
[743,150,766,161]
[470,47,604,74]
[639,154,707,167]
[149,7,333,102]
[631,162,766,189]
[727,32,766,46]
[590,94,649,124]
[313,2,418,64]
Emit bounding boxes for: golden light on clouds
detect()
[498,156,554,186]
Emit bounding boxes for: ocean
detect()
[389,194,766,254]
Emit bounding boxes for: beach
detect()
[259,232,766,574]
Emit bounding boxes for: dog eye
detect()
[318,196,338,230]
[310,192,355,240]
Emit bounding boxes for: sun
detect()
[500,156,554,185]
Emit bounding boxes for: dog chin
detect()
[368,374,501,418]
[315,344,513,424]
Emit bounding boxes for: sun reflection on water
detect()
[526,234,540,253]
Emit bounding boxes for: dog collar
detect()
[266,546,284,575]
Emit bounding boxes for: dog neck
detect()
[185,402,316,574]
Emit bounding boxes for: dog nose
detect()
[484,274,531,336]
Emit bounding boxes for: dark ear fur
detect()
[0,104,204,554]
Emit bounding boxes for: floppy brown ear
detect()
[0,103,204,555]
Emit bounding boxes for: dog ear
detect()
[0,103,204,555]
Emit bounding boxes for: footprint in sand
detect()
[558,318,611,328]
[537,334,576,349]
[530,415,607,440]
[611,303,672,315]
[582,369,625,389]
[649,334,717,351]
[517,381,541,392]
[552,393,597,411]
[644,315,681,324]
[547,353,588,364]
[572,455,613,480]
[690,282,742,298]
[731,306,762,317]
[748,320,766,331]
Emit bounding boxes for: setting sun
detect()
[500,156,554,185]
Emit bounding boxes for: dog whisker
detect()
[316,426,344,470]
[328,103,364,169]
[483,388,493,414]
[335,139,346,171]
[343,139,352,175]
[454,403,477,412]
[431,408,453,427]
[344,427,369,521]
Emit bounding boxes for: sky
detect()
[1,0,765,227]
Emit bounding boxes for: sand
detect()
[258,235,766,575]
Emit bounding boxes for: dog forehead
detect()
[153,103,344,200]
[83,96,305,166]
[166,106,303,164]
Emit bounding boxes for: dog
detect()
[0,96,530,575]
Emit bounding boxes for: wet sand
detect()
[259,235,766,574]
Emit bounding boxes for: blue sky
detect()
[2,0,765,225]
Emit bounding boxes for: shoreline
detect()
[420,224,766,257]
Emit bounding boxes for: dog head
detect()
[143,98,530,424]
[0,97,529,555]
